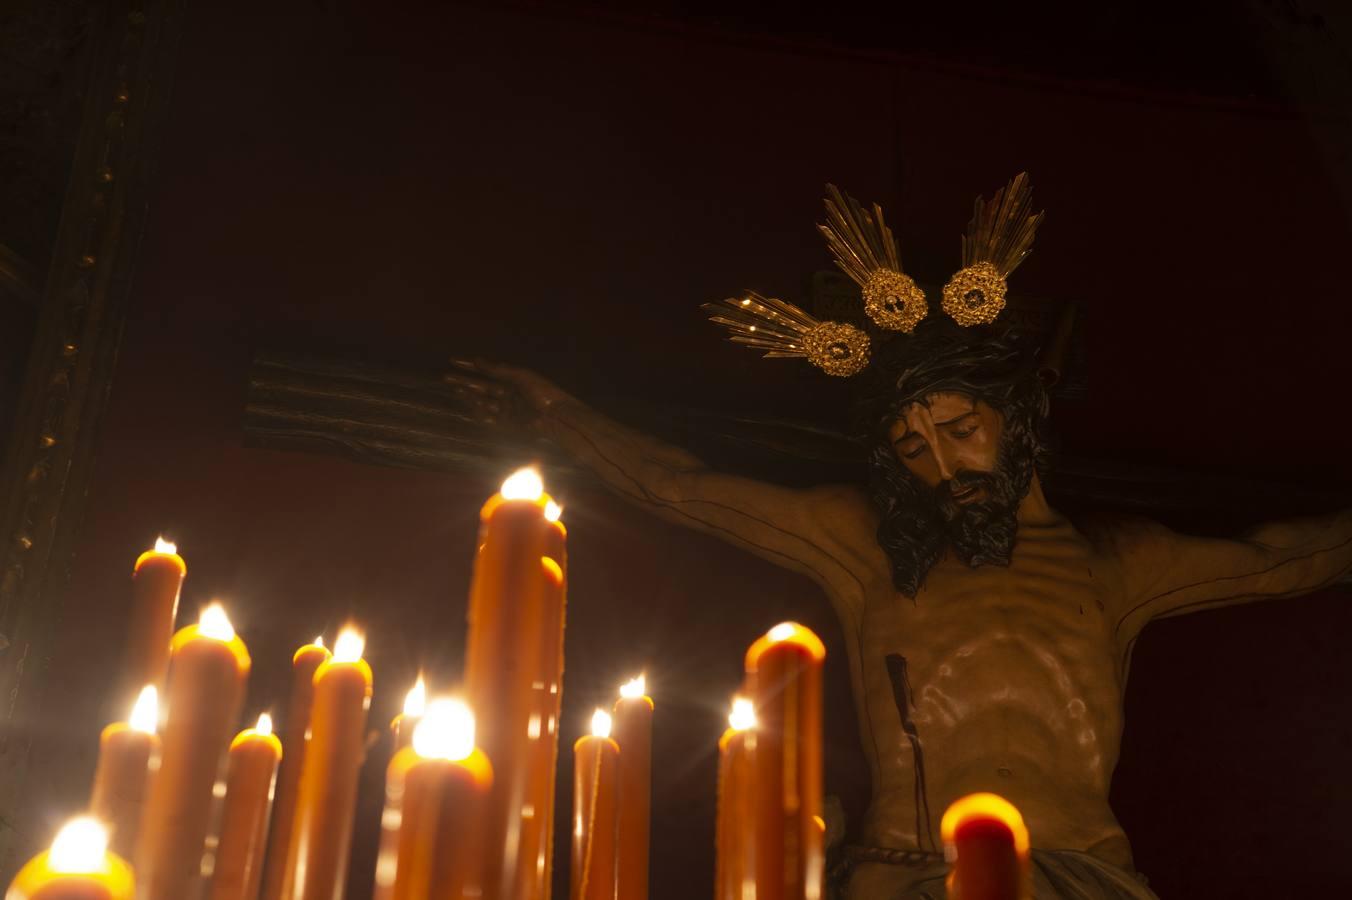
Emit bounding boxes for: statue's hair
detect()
[854,318,1052,596]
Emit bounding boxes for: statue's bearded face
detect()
[888,392,1002,496]
[870,389,1039,596]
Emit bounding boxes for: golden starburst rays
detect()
[942,173,1043,328]
[819,184,928,334]
[703,292,870,377]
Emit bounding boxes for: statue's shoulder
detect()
[1070,510,1171,558]
[805,482,882,554]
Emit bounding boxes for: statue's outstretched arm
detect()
[455,361,877,620]
[1108,509,1352,646]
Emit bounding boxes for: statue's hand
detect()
[445,359,577,429]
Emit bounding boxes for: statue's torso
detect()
[846,514,1133,868]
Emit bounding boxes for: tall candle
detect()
[745,622,825,900]
[209,714,283,900]
[940,793,1031,900]
[134,602,250,900]
[6,818,133,900]
[121,537,185,702]
[613,675,652,900]
[259,637,330,900]
[281,626,373,900]
[463,468,567,900]
[89,685,160,861]
[390,676,426,752]
[376,699,493,900]
[716,697,755,900]
[571,710,620,900]
[536,504,568,892]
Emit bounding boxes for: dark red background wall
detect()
[18,4,1352,898]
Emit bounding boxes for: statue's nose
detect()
[933,447,958,482]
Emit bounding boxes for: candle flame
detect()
[313,635,325,649]
[333,627,365,663]
[728,696,756,731]
[256,713,273,736]
[543,500,563,522]
[129,685,158,733]
[767,622,797,642]
[412,698,475,761]
[590,708,612,738]
[500,467,544,501]
[48,817,109,874]
[199,603,235,642]
[939,792,1031,859]
[153,536,177,555]
[619,675,645,699]
[404,676,427,717]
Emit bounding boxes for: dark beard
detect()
[870,425,1037,597]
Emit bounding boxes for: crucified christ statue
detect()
[442,176,1352,899]
[455,333,1352,899]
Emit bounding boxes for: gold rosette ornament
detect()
[704,292,870,377]
[818,184,928,333]
[942,172,1044,326]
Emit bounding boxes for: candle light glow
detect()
[48,817,111,874]
[940,792,1030,858]
[500,467,544,501]
[618,675,645,699]
[412,698,476,761]
[543,500,563,522]
[404,676,427,718]
[256,713,273,737]
[332,627,365,663]
[313,635,325,649]
[153,536,177,556]
[590,709,612,739]
[728,696,755,731]
[129,685,158,733]
[199,603,236,642]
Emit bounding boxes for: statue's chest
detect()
[858,529,1122,726]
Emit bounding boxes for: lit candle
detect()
[6,817,133,900]
[88,685,159,861]
[390,675,426,751]
[745,622,825,900]
[570,709,620,900]
[280,626,373,900]
[134,602,250,900]
[613,674,652,900]
[209,714,283,900]
[940,793,1031,900]
[716,697,756,900]
[121,537,185,702]
[259,636,330,900]
[375,699,493,900]
[463,467,567,900]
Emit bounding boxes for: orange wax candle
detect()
[463,468,567,900]
[134,603,250,900]
[715,697,755,900]
[281,626,373,900]
[570,710,620,900]
[88,686,160,861]
[209,714,283,900]
[390,675,426,752]
[7,818,133,900]
[613,675,652,900]
[535,508,568,891]
[376,699,493,900]
[259,637,330,900]
[745,622,825,900]
[121,537,186,701]
[940,794,1031,900]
